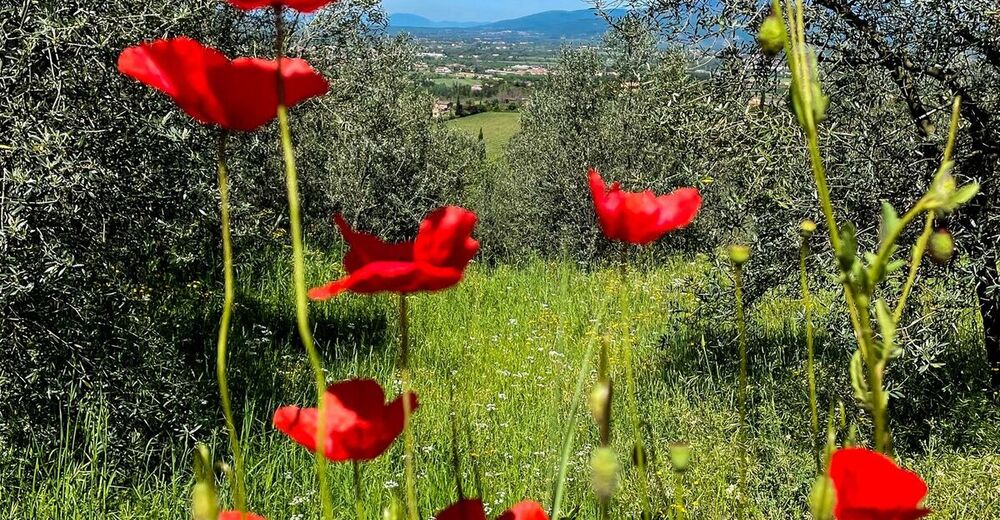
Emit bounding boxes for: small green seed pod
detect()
[668,442,692,473]
[800,219,817,238]
[728,244,751,266]
[930,228,954,265]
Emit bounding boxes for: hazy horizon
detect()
[381,0,591,22]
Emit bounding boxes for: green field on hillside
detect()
[430,77,482,87]
[447,112,522,160]
[6,255,999,519]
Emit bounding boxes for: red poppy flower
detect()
[118,37,328,132]
[225,0,335,13]
[435,499,549,520]
[497,501,549,520]
[219,513,267,520]
[588,168,702,245]
[829,448,930,520]
[309,207,479,300]
[436,499,488,520]
[273,379,418,462]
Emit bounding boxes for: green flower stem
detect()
[894,213,935,323]
[672,473,686,520]
[619,260,651,520]
[732,261,749,520]
[215,131,247,513]
[550,338,596,520]
[353,461,366,520]
[781,0,890,454]
[398,294,419,520]
[273,8,334,520]
[799,236,820,471]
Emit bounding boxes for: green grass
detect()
[4,255,1000,519]
[447,112,522,160]
[430,78,483,87]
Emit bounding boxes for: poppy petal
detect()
[274,379,417,462]
[226,0,335,13]
[497,501,549,520]
[829,448,930,520]
[219,512,268,520]
[309,261,464,299]
[413,206,480,269]
[118,37,229,127]
[333,214,415,273]
[435,499,488,520]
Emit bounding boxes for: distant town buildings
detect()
[432,100,453,119]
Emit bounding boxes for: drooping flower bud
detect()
[590,447,620,500]
[929,228,954,265]
[588,381,612,435]
[758,10,787,56]
[728,244,751,266]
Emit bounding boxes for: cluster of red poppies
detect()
[116,0,932,518]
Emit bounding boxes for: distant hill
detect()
[481,9,620,35]
[388,8,627,40]
[389,13,483,29]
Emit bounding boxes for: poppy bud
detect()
[800,220,816,238]
[590,447,620,500]
[588,381,612,429]
[668,442,692,473]
[383,496,406,520]
[929,229,954,265]
[758,11,787,56]
[808,475,836,520]
[191,482,219,520]
[728,244,751,266]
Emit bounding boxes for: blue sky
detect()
[380,0,591,22]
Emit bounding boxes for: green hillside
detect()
[446,112,522,160]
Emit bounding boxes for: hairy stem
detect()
[399,294,419,520]
[353,461,366,520]
[274,8,333,520]
[550,339,596,520]
[733,262,749,520]
[800,236,820,471]
[619,255,651,520]
[215,131,246,513]
[893,214,935,323]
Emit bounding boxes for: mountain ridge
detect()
[389,8,626,39]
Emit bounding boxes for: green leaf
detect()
[875,299,895,357]
[886,259,907,274]
[952,182,980,206]
[880,202,900,244]
[849,350,870,409]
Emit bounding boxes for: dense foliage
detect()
[0,0,480,466]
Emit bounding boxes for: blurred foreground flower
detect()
[435,499,548,520]
[118,37,328,132]
[588,169,701,245]
[310,207,479,299]
[226,0,335,13]
[273,379,418,461]
[219,513,267,520]
[829,448,930,520]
